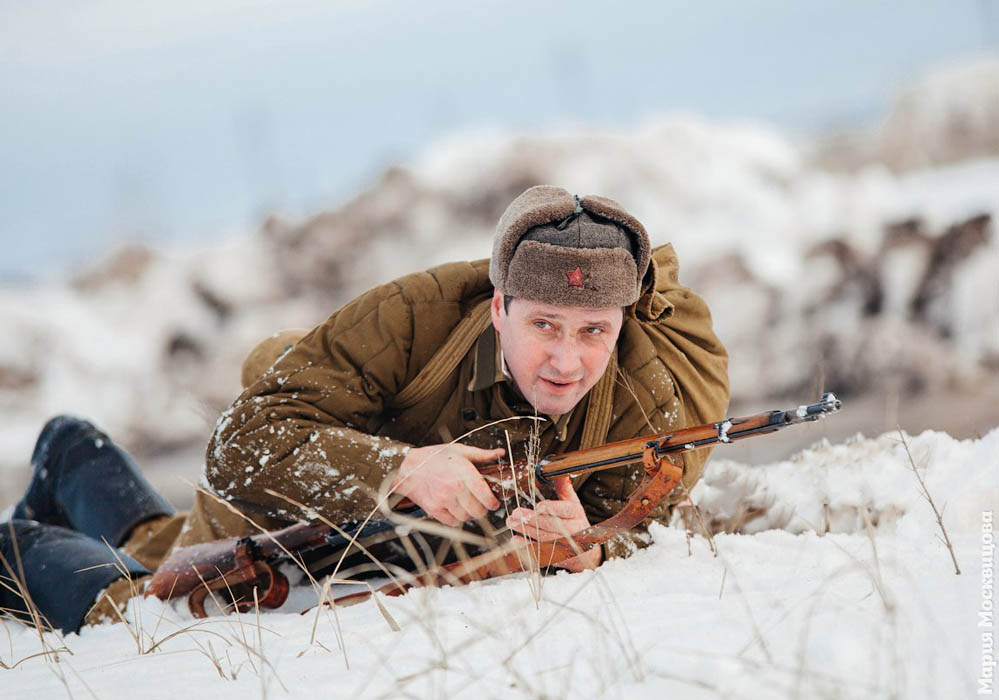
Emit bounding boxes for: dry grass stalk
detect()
[574,569,647,681]
[218,569,261,676]
[503,425,547,606]
[142,618,230,654]
[71,504,294,682]
[1,521,57,649]
[184,565,287,688]
[203,639,236,680]
[185,484,362,665]
[0,599,71,671]
[716,554,772,665]
[75,540,152,654]
[190,416,541,628]
[763,506,911,697]
[250,586,287,698]
[0,526,74,668]
[860,505,906,698]
[675,482,718,556]
[0,522,95,698]
[895,428,960,575]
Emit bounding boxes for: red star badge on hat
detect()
[567,267,585,288]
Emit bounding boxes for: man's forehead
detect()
[512,299,623,324]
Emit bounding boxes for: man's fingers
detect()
[534,498,581,519]
[447,507,471,525]
[527,514,572,535]
[456,444,506,465]
[507,510,574,537]
[467,474,501,511]
[553,475,580,503]
[429,507,460,528]
[395,442,512,527]
[456,487,488,520]
[507,521,560,542]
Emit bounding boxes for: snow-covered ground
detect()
[3,428,995,698]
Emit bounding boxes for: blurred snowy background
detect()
[1,1,997,508]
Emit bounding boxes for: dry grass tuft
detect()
[895,427,960,575]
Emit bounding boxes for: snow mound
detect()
[681,427,998,537]
[815,54,999,171]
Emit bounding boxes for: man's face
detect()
[490,290,624,416]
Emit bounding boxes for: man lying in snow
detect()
[1,186,729,633]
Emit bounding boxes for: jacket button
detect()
[462,408,477,421]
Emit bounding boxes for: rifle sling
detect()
[388,299,492,410]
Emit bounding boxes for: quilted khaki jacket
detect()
[176,244,728,559]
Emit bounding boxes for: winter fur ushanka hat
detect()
[489,186,651,308]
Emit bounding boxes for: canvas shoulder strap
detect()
[389,299,492,409]
[579,349,616,449]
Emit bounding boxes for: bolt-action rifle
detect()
[147,393,842,616]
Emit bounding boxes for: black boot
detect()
[14,415,175,547]
[0,519,149,634]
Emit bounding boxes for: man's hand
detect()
[506,476,602,572]
[392,444,503,527]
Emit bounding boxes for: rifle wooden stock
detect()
[148,393,841,615]
[145,521,331,610]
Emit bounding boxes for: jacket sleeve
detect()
[577,245,730,559]
[204,282,418,525]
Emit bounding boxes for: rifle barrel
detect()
[537,392,841,481]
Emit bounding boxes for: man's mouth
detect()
[539,377,579,392]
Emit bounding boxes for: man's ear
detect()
[490,289,504,332]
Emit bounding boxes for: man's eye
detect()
[534,321,552,330]
[584,327,604,335]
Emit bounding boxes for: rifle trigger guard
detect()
[642,441,662,474]
[186,545,290,618]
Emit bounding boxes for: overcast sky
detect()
[1,0,995,280]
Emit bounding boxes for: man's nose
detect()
[547,337,583,377]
